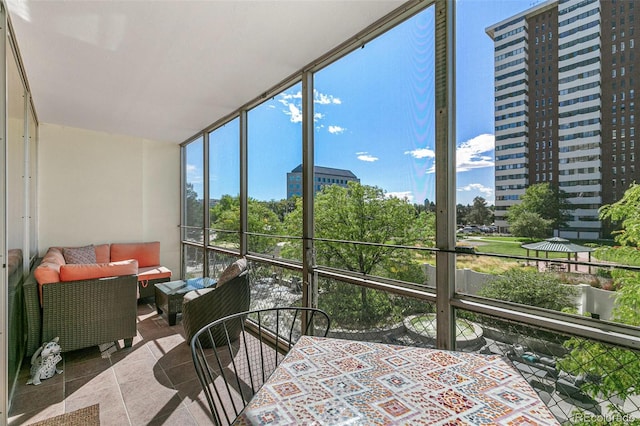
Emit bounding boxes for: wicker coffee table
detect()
[155,278,216,325]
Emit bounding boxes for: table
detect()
[154,277,216,325]
[234,336,559,425]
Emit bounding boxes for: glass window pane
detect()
[184,245,204,279]
[28,105,37,260]
[247,83,302,258]
[209,118,240,250]
[184,137,204,243]
[7,46,25,403]
[318,276,436,340]
[313,7,436,284]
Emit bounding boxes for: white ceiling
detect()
[7,1,405,143]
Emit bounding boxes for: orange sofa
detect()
[25,242,172,355]
[34,241,172,300]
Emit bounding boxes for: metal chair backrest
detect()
[190,307,331,425]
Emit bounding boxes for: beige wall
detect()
[38,123,180,275]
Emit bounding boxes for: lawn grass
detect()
[459,235,574,259]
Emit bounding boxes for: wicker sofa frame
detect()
[182,271,250,347]
[24,261,138,356]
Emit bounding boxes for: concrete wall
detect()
[38,123,180,275]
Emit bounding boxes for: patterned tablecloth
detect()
[234,336,560,425]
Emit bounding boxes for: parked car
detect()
[457,226,481,234]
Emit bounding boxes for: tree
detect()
[456,204,471,226]
[466,196,493,226]
[264,197,299,222]
[185,182,203,241]
[557,184,640,420]
[508,211,553,239]
[283,182,434,326]
[558,267,640,419]
[599,182,640,246]
[507,183,570,232]
[313,183,422,274]
[210,195,282,254]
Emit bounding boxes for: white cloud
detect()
[288,103,302,123]
[457,133,495,172]
[386,191,414,202]
[314,90,341,105]
[186,163,203,183]
[278,90,340,124]
[356,151,379,162]
[328,125,345,134]
[458,183,493,197]
[405,148,435,159]
[414,133,495,174]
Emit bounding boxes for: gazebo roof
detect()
[521,237,594,253]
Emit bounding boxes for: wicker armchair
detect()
[24,265,138,355]
[182,270,250,347]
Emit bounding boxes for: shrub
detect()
[478,269,577,312]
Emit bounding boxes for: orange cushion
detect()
[138,266,172,282]
[34,247,65,285]
[34,262,62,285]
[94,244,110,264]
[59,259,139,282]
[110,242,160,268]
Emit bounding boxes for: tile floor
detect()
[9,302,215,425]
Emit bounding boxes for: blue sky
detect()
[190,0,535,206]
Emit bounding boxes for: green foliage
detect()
[311,182,434,327]
[558,339,640,417]
[456,204,471,226]
[185,183,204,240]
[319,279,434,328]
[507,183,570,231]
[466,196,494,226]
[478,269,577,312]
[595,245,640,266]
[313,182,426,274]
[600,182,640,246]
[558,257,640,415]
[319,281,393,328]
[209,195,282,254]
[559,184,640,415]
[507,211,553,239]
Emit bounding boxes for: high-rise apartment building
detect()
[487,0,638,239]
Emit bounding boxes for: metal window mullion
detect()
[301,71,315,311]
[179,145,186,278]
[435,0,456,351]
[239,110,248,255]
[22,89,28,275]
[1,3,8,422]
[203,131,210,276]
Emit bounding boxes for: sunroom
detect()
[3,0,640,424]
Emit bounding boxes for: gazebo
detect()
[521,237,594,272]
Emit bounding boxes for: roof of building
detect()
[289,164,358,179]
[521,237,594,253]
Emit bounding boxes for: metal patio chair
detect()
[190,307,331,425]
